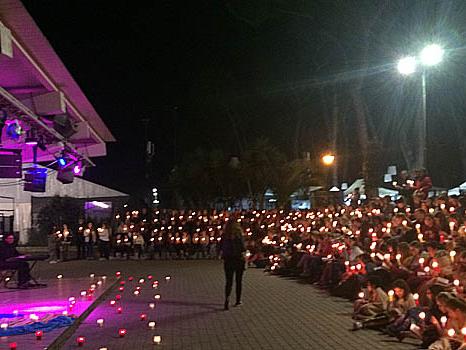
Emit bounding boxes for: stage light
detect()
[5,120,22,140]
[58,157,66,167]
[25,129,38,146]
[73,164,81,174]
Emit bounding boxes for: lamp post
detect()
[321,153,337,188]
[397,44,444,170]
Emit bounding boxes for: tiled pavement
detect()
[3,259,420,349]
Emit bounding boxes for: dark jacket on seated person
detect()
[0,243,20,262]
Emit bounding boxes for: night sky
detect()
[22,1,466,199]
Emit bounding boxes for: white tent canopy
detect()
[448,181,466,196]
[0,165,128,243]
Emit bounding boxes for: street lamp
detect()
[397,43,444,170]
[322,153,335,166]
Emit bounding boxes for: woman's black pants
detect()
[224,259,244,303]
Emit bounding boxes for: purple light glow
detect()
[21,305,66,313]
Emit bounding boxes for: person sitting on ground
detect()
[0,233,33,288]
[352,276,388,328]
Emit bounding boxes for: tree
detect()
[33,196,82,245]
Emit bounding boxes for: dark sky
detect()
[22,1,466,198]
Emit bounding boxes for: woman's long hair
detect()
[223,220,243,240]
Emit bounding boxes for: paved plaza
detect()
[1,259,418,349]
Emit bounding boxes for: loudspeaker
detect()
[0,149,21,178]
[24,167,47,192]
[53,114,78,138]
[57,168,74,184]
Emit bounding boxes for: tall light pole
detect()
[397,44,444,170]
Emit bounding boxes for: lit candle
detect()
[149,303,155,309]
[118,328,127,337]
[419,312,426,321]
[1,323,8,330]
[413,293,419,306]
[447,328,455,337]
[154,294,161,300]
[415,224,421,233]
[134,290,140,296]
[384,253,391,261]
[97,318,104,327]
[450,251,457,263]
[418,233,424,242]
[153,335,162,344]
[117,307,123,314]
[115,294,121,300]
[140,313,147,321]
[419,257,425,268]
[148,321,156,329]
[450,222,456,233]
[454,279,460,287]
[358,291,365,299]
[119,286,124,292]
[116,271,121,277]
[77,336,85,347]
[165,276,171,281]
[139,278,145,284]
[35,330,43,340]
[424,266,430,273]
[461,327,466,342]
[80,290,87,297]
[432,260,439,269]
[441,316,447,328]
[388,290,395,302]
[57,274,63,279]
[110,300,116,306]
[396,254,402,264]
[89,273,95,278]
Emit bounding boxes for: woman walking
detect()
[221,220,246,310]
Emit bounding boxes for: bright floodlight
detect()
[397,56,417,75]
[420,44,444,66]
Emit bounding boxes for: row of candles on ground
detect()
[73,272,172,347]
[6,274,111,349]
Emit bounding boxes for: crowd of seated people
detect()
[261,194,466,349]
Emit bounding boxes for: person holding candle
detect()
[428,294,466,350]
[98,223,111,260]
[352,276,388,326]
[385,279,417,337]
[220,220,246,310]
[84,222,96,260]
